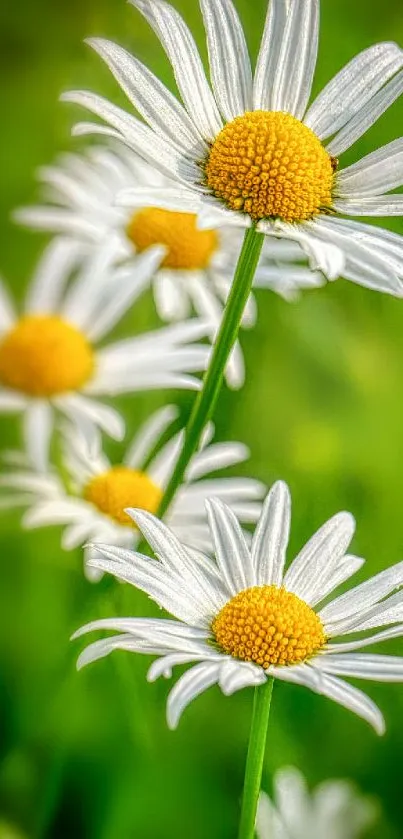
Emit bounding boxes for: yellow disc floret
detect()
[127,207,218,270]
[212,585,326,668]
[84,466,162,526]
[0,315,94,397]
[205,111,334,222]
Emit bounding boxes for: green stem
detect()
[157,225,264,519]
[238,678,274,839]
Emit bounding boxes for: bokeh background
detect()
[1,0,403,836]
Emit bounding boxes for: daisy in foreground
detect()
[73,480,403,732]
[0,239,209,468]
[15,144,323,387]
[63,0,403,293]
[256,766,377,839]
[0,406,265,579]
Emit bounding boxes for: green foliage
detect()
[0,0,403,836]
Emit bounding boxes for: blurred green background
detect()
[1,0,403,836]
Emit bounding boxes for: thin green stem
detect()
[238,678,274,839]
[157,225,264,519]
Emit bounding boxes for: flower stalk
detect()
[238,678,274,839]
[157,225,264,519]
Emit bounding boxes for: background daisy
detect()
[15,143,324,387]
[0,238,210,469]
[256,767,377,839]
[0,406,265,579]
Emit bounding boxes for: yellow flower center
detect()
[84,466,162,526]
[126,207,219,270]
[212,585,326,668]
[205,111,334,222]
[0,315,94,397]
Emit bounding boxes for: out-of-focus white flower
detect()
[256,767,377,839]
[0,406,265,580]
[0,238,209,469]
[62,0,403,295]
[16,144,324,387]
[74,480,403,730]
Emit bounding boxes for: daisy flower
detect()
[62,0,403,295]
[15,144,323,387]
[0,238,209,469]
[0,405,265,579]
[256,767,377,839]
[74,481,403,731]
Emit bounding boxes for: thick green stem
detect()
[157,225,264,519]
[238,679,274,839]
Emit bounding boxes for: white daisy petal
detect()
[125,509,225,614]
[148,652,217,682]
[147,431,183,488]
[275,664,385,734]
[333,195,403,217]
[117,186,202,214]
[336,137,403,198]
[199,0,252,121]
[61,91,200,185]
[205,498,254,592]
[319,560,403,629]
[0,391,27,412]
[259,223,345,281]
[253,0,290,111]
[284,512,355,604]
[129,0,222,141]
[23,401,53,472]
[346,591,403,634]
[0,280,17,332]
[326,624,403,654]
[56,394,125,441]
[256,791,289,839]
[305,42,403,140]
[86,38,207,155]
[124,405,178,469]
[313,653,403,682]
[310,554,365,607]
[185,441,249,482]
[166,661,221,728]
[326,67,403,157]
[25,238,83,315]
[85,247,165,342]
[218,659,266,695]
[251,481,291,586]
[270,0,319,119]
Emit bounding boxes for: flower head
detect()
[256,767,377,839]
[0,238,209,469]
[0,406,265,580]
[62,0,403,295]
[16,144,324,387]
[74,481,403,731]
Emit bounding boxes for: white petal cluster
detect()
[256,767,377,839]
[74,481,403,732]
[61,0,403,294]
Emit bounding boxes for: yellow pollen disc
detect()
[205,110,334,222]
[84,466,162,526]
[0,315,94,397]
[212,585,326,668]
[126,207,218,270]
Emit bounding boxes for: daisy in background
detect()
[256,767,377,839]
[74,480,403,731]
[63,0,403,295]
[0,405,265,580]
[15,144,324,388]
[0,238,210,470]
